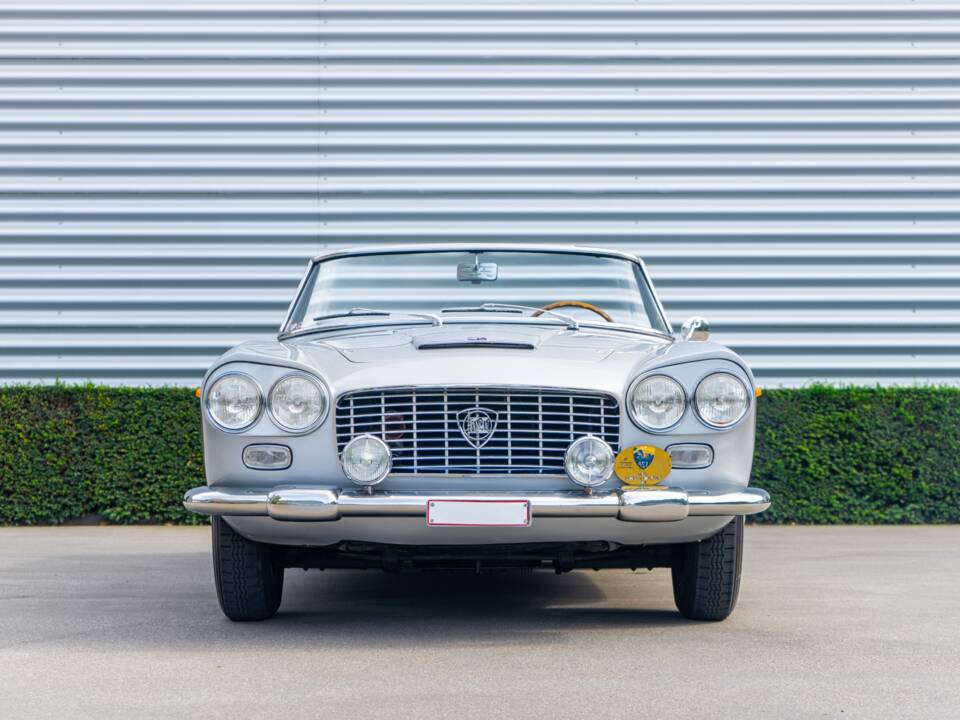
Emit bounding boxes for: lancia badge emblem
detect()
[456,407,498,449]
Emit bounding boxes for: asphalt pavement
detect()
[0,525,957,719]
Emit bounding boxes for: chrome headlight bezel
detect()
[627,373,687,433]
[564,435,615,488]
[204,371,264,432]
[267,372,329,434]
[693,371,751,429]
[340,434,392,486]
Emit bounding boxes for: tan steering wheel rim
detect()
[531,300,615,323]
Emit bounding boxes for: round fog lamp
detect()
[341,434,392,486]
[564,435,614,488]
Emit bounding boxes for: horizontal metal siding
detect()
[1,0,958,387]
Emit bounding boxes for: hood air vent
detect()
[414,330,539,351]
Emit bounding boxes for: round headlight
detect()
[629,374,686,431]
[341,435,392,486]
[268,374,326,432]
[564,435,615,488]
[206,373,262,431]
[695,372,749,428]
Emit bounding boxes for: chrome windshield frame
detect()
[278,244,672,339]
[278,315,674,343]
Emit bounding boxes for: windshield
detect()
[283,250,668,335]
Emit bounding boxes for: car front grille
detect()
[335,386,620,475]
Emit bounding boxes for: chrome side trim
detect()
[184,486,771,523]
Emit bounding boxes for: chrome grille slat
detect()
[412,390,418,474]
[341,396,609,404]
[337,425,611,436]
[537,390,545,470]
[443,389,449,472]
[336,386,620,476]
[475,389,481,469]
[338,410,612,421]
[379,455,571,462]
[506,391,512,463]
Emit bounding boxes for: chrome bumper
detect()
[184,486,770,523]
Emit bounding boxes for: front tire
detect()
[212,517,284,621]
[671,516,743,621]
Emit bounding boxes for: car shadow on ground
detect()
[1,547,698,653]
[254,567,694,646]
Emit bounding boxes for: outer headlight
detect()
[341,434,392,486]
[695,372,749,428]
[268,373,327,432]
[564,435,615,488]
[628,374,686,431]
[206,373,262,431]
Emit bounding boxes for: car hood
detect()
[210,323,748,397]
[318,325,640,363]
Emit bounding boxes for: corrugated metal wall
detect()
[2,0,958,387]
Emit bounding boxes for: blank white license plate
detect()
[426,499,531,527]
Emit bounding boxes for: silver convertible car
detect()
[184,245,770,622]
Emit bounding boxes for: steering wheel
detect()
[532,301,615,323]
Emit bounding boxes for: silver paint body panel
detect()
[190,245,764,547]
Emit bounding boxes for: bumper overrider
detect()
[183,486,770,523]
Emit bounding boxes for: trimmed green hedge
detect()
[0,386,205,525]
[754,386,959,524]
[1,385,957,525]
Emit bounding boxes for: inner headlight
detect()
[206,373,262,431]
[341,435,392,486]
[695,372,749,428]
[268,373,327,431]
[628,374,686,430]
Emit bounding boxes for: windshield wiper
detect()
[441,305,524,315]
[441,303,579,330]
[313,307,387,322]
[313,307,442,326]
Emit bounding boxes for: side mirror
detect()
[680,316,710,342]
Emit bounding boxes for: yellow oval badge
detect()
[614,445,672,486]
